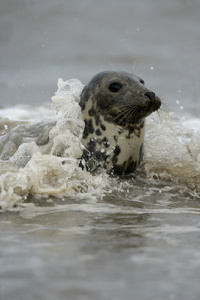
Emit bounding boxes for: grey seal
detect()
[79,71,161,175]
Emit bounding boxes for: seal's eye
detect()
[140,79,145,85]
[109,82,122,93]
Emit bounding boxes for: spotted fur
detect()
[79,71,161,175]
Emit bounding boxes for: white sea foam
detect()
[0,78,108,209]
[144,113,200,188]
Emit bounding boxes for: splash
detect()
[0,78,200,210]
[144,113,200,192]
[0,78,108,209]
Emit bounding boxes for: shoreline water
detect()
[1,1,200,299]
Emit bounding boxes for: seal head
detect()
[80,71,161,175]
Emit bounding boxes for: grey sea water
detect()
[0,1,200,300]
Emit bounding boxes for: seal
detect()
[79,71,161,175]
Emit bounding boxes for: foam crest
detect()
[144,113,200,190]
[0,78,107,209]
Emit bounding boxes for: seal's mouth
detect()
[107,97,161,126]
[124,95,161,123]
[123,92,162,123]
[145,95,161,115]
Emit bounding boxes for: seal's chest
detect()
[81,119,145,175]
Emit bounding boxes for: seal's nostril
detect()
[144,92,155,101]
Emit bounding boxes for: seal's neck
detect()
[81,110,145,175]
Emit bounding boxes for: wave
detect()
[0,78,199,210]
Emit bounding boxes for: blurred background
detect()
[0,0,199,115]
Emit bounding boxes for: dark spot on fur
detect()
[111,164,123,175]
[82,119,94,139]
[100,123,106,131]
[110,156,137,175]
[88,106,95,116]
[113,145,121,156]
[112,145,121,165]
[140,121,145,128]
[125,161,136,174]
[94,151,102,160]
[87,138,96,153]
[128,126,136,138]
[113,135,118,142]
[80,102,85,111]
[94,150,107,161]
[124,156,137,174]
[95,128,102,136]
[80,144,111,173]
[101,137,110,148]
[112,155,118,165]
[126,126,135,138]
[95,114,100,126]
[97,139,102,145]
[126,125,141,139]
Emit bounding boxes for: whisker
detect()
[159,96,171,113]
[149,107,171,127]
[117,106,139,126]
[129,107,140,123]
[106,105,134,119]
[110,108,132,125]
[161,102,170,113]
[117,111,131,126]
[130,60,136,76]
[108,61,117,72]
[111,112,127,124]
[124,107,138,124]
[105,103,143,126]
[158,108,171,124]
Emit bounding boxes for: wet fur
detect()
[79,71,161,175]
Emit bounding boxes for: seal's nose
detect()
[144,92,155,101]
[144,91,161,112]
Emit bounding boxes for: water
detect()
[0,1,200,300]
